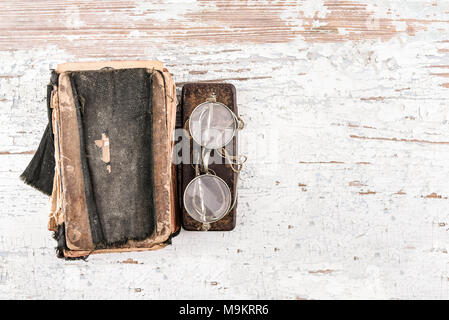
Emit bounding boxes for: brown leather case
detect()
[180,83,238,231]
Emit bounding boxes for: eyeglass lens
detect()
[184,175,232,223]
[189,102,236,149]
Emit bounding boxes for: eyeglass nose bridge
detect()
[201,147,211,174]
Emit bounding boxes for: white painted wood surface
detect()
[1,0,449,299]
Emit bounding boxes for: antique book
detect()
[22,61,180,258]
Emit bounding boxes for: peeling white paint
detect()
[133,0,202,20]
[64,5,85,29]
[301,0,329,19]
[1,0,449,300]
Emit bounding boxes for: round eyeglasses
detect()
[183,93,246,227]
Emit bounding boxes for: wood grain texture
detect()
[1,0,449,299]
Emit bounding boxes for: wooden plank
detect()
[2,0,449,300]
[0,0,442,57]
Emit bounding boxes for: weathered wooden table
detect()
[1,0,449,299]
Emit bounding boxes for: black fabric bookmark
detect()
[19,78,57,195]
